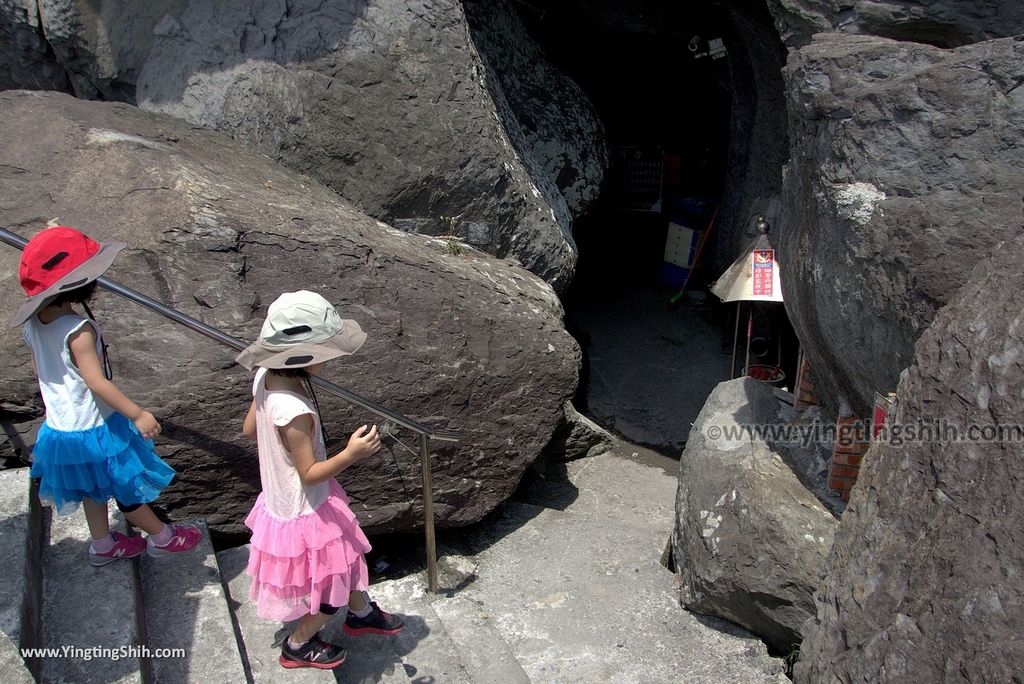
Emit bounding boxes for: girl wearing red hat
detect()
[12,226,200,565]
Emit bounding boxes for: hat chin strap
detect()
[81,300,113,381]
[300,375,330,446]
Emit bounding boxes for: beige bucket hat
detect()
[236,290,367,370]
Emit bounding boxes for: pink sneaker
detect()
[146,523,202,558]
[89,532,147,566]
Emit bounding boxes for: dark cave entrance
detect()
[509,0,798,456]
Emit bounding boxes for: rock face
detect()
[0,0,605,291]
[0,90,580,537]
[766,0,1024,48]
[796,233,1024,681]
[542,401,616,462]
[463,0,607,221]
[778,34,1024,416]
[673,378,837,654]
[712,1,789,274]
[0,0,70,93]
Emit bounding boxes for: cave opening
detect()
[511,0,779,456]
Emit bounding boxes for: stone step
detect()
[136,517,248,683]
[430,594,530,683]
[40,508,147,683]
[216,545,472,683]
[0,468,43,679]
[0,630,34,683]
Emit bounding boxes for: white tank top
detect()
[252,367,330,520]
[23,314,112,432]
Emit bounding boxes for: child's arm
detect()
[24,329,38,378]
[68,326,161,439]
[281,417,380,487]
[242,399,257,439]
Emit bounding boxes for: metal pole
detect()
[777,329,782,367]
[420,432,438,593]
[744,307,753,378]
[730,301,740,379]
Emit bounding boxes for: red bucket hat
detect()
[10,226,125,327]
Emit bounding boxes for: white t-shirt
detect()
[252,367,330,520]
[23,314,112,432]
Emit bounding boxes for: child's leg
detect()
[121,503,166,535]
[84,498,147,565]
[280,606,347,669]
[120,502,201,557]
[82,498,111,540]
[343,591,404,636]
[290,611,334,646]
[348,590,368,613]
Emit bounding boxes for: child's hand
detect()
[134,411,161,440]
[346,425,381,461]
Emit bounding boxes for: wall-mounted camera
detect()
[689,35,728,61]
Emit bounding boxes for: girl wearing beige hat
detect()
[238,290,404,670]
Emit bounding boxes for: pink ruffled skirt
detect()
[245,480,371,621]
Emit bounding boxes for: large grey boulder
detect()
[0,0,599,291]
[673,377,837,654]
[542,401,616,463]
[796,234,1024,682]
[0,0,70,92]
[463,0,607,221]
[0,90,580,537]
[765,0,1024,48]
[778,33,1024,416]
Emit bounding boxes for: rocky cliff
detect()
[796,233,1024,681]
[0,90,580,536]
[779,33,1024,415]
[0,0,610,292]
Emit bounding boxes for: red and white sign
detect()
[751,249,774,297]
[872,393,896,440]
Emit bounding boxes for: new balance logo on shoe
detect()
[146,523,202,558]
[88,532,146,567]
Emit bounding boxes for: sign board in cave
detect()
[608,147,663,212]
[751,248,774,297]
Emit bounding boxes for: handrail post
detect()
[420,432,438,593]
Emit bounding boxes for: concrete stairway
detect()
[0,467,246,683]
[137,519,247,683]
[2,450,789,683]
[217,546,474,683]
[0,469,40,683]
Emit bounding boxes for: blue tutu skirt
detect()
[30,412,175,515]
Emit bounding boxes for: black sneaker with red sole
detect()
[342,601,405,636]
[279,634,347,670]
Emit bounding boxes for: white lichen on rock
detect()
[830,181,886,225]
[86,129,167,150]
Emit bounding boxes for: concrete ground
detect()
[569,287,733,455]
[219,448,786,682]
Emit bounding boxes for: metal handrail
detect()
[1,227,453,591]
